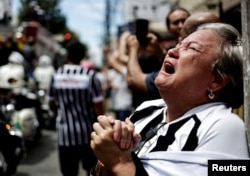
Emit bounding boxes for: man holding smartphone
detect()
[125,7,190,108]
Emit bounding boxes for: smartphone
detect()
[135,19,149,46]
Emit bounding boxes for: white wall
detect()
[121,0,173,23]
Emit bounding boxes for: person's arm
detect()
[118,31,131,64]
[147,33,165,61]
[91,71,106,116]
[126,35,148,93]
[106,50,125,75]
[47,75,58,117]
[49,98,58,117]
[126,34,164,94]
[145,71,161,97]
[94,101,105,116]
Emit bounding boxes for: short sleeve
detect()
[145,71,160,97]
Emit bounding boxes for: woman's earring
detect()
[208,89,214,100]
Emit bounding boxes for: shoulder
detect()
[196,104,248,157]
[214,111,245,131]
[208,104,243,124]
[146,71,159,78]
[197,103,246,137]
[196,103,244,124]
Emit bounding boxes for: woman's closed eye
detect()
[186,42,202,52]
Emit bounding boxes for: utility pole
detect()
[105,0,111,48]
[241,0,250,151]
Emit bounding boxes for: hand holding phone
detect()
[135,19,149,47]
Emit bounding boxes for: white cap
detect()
[38,55,52,66]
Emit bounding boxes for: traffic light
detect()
[64,32,72,40]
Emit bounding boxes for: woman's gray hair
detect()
[197,23,243,108]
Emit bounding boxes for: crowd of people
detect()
[0,35,55,91]
[0,4,249,176]
[90,6,249,176]
[91,19,249,176]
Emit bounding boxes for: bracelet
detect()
[95,160,113,176]
[95,160,105,176]
[98,160,105,167]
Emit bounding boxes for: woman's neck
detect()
[165,103,202,123]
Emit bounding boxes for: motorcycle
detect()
[0,55,42,144]
[37,89,55,129]
[0,110,26,176]
[1,88,42,144]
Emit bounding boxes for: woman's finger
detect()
[97,115,113,130]
[125,118,135,149]
[133,133,141,147]
[113,120,122,142]
[119,122,131,149]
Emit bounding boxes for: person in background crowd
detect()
[0,36,21,67]
[33,55,55,91]
[180,12,220,40]
[0,51,28,92]
[104,31,133,121]
[33,54,56,128]
[126,33,164,108]
[105,51,133,121]
[22,36,36,77]
[125,7,190,108]
[94,66,110,100]
[48,41,105,176]
[166,7,190,42]
[90,23,249,176]
[81,59,94,70]
[0,50,43,133]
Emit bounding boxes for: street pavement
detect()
[16,129,87,176]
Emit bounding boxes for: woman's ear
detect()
[209,75,230,92]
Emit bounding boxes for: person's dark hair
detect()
[165,7,190,28]
[197,23,243,108]
[66,41,86,64]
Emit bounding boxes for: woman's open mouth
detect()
[164,62,175,74]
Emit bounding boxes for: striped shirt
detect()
[129,99,249,175]
[48,64,104,146]
[130,99,248,158]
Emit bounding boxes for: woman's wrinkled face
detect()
[155,29,221,102]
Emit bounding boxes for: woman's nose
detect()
[167,47,179,58]
[178,22,184,29]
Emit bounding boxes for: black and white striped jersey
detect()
[130,99,248,158]
[48,64,104,146]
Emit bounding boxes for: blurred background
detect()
[0,0,242,175]
[1,0,241,69]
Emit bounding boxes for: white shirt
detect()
[108,68,132,110]
[34,65,55,90]
[130,99,249,175]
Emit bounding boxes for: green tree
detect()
[17,0,89,57]
[18,0,68,34]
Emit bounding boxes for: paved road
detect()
[16,129,87,176]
